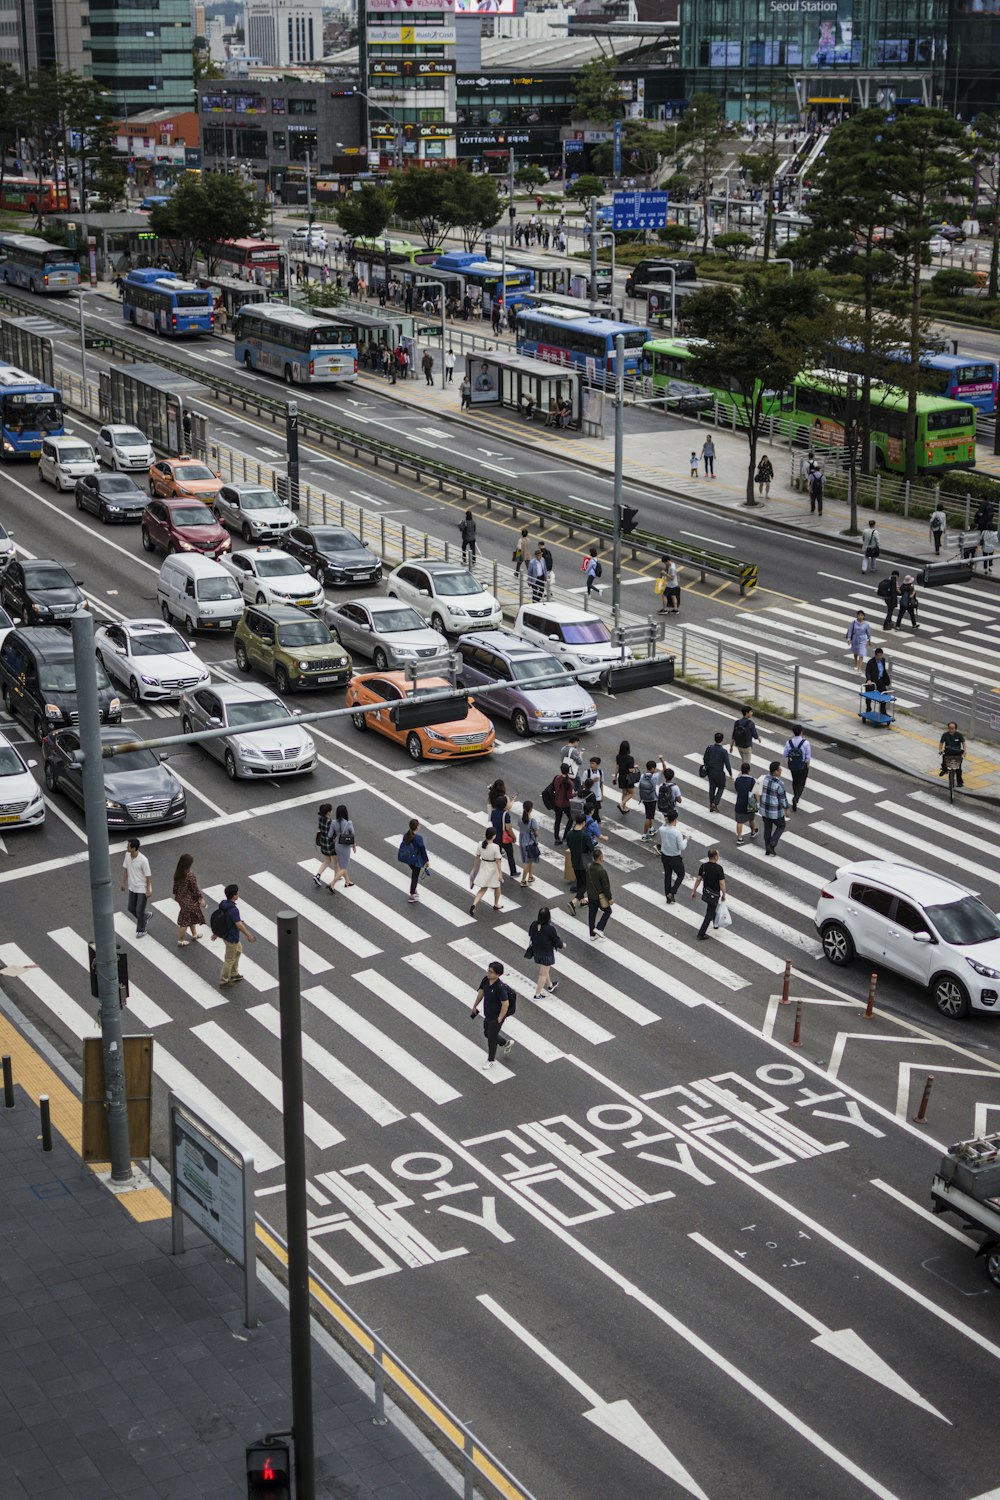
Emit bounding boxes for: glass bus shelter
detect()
[464,350,581,427]
[100,363,209,456]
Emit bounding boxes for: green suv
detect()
[234,605,352,693]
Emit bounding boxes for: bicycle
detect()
[943,752,964,803]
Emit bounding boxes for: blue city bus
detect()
[830,340,999,416]
[122,269,215,337]
[233,303,359,385]
[433,252,534,311]
[0,233,80,293]
[516,305,650,376]
[0,362,64,459]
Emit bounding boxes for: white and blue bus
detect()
[0,363,64,459]
[122,269,215,337]
[233,304,359,385]
[829,339,999,417]
[433,252,535,311]
[515,305,650,377]
[0,233,80,294]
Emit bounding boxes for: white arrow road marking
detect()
[350,489,388,507]
[257,447,281,458]
[418,426,451,439]
[0,834,7,855]
[476,1294,709,1499]
[690,1232,948,1423]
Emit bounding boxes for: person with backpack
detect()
[469,960,516,1070]
[929,502,947,555]
[582,756,604,822]
[862,520,881,574]
[397,818,429,902]
[585,847,614,941]
[638,759,665,839]
[559,737,583,784]
[702,731,732,813]
[211,884,256,987]
[313,802,337,887]
[549,763,575,843]
[527,906,564,998]
[658,811,687,903]
[877,570,899,630]
[733,762,758,845]
[729,706,761,765]
[329,803,357,891]
[582,546,601,594]
[895,574,919,630]
[656,768,683,824]
[782,725,811,811]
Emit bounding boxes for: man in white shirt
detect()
[658,812,687,903]
[121,838,152,938]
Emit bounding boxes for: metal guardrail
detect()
[0,287,757,597]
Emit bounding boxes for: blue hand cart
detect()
[858,686,895,728]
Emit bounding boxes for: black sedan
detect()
[0,558,85,624]
[42,726,187,828]
[281,525,383,587]
[75,471,149,525]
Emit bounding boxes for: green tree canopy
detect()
[676,94,726,254]
[565,174,606,205]
[389,165,502,249]
[149,173,268,274]
[591,122,666,188]
[571,58,623,124]
[336,183,395,251]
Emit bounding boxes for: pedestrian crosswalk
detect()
[5,759,1000,1174]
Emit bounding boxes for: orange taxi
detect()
[149,457,223,502]
[346,671,495,761]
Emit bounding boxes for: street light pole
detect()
[305,147,313,229]
[589,196,598,310]
[77,289,88,406]
[611,333,624,624]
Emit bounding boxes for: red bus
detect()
[0,176,71,213]
[208,238,281,277]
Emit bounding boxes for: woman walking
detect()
[518,801,541,886]
[397,819,429,903]
[488,781,518,879]
[615,739,637,815]
[733,761,758,846]
[313,803,338,887]
[329,803,357,891]
[755,453,773,499]
[845,610,873,672]
[470,827,504,915]
[527,906,564,999]
[172,853,205,946]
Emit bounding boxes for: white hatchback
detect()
[38,436,100,491]
[221,547,324,612]
[815,860,1000,1019]
[95,424,155,472]
[386,560,501,635]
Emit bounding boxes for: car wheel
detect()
[99,504,110,525]
[256,591,267,605]
[511,709,530,737]
[351,710,367,731]
[44,761,57,792]
[986,1247,1000,1288]
[820,921,855,966]
[242,522,253,543]
[406,732,423,762]
[75,490,84,510]
[431,612,447,634]
[932,973,970,1020]
[224,749,238,780]
[160,600,173,624]
[141,528,154,552]
[128,676,141,702]
[33,716,46,743]
[181,716,193,735]
[275,665,291,694]
[234,642,251,673]
[373,648,389,671]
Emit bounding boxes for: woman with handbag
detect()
[861,520,881,574]
[470,826,504,916]
[585,847,613,941]
[397,819,429,903]
[614,739,638,815]
[518,800,541,886]
[313,802,337,887]
[329,803,357,892]
[526,906,564,998]
[489,786,518,879]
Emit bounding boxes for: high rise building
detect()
[85,0,195,111]
[244,0,324,65]
[360,0,457,166]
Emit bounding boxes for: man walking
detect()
[896,574,919,630]
[470,961,515,1070]
[690,848,726,940]
[585,847,614,940]
[566,812,595,912]
[527,547,547,602]
[215,883,256,987]
[582,756,604,822]
[121,839,152,939]
[862,519,881,575]
[929,502,946,554]
[459,510,477,566]
[552,762,575,843]
[864,646,891,710]
[421,349,434,386]
[758,762,789,856]
[702,731,732,813]
[730,706,761,765]
[658,811,686,904]
[808,463,825,515]
[783,723,811,811]
[878,569,900,630]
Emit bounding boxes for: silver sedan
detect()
[324,597,450,673]
[179,681,316,780]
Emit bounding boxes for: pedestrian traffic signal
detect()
[246,1439,291,1496]
[621,506,639,535]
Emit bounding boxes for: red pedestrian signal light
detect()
[246,1438,291,1496]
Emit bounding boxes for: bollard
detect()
[790,997,804,1047]
[779,959,792,1005]
[864,972,877,1019]
[39,1094,52,1151]
[2,1053,13,1108]
[913,1075,935,1124]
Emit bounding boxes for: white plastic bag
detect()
[714,900,733,930]
[861,555,869,573]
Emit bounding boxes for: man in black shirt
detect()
[938,722,966,787]
[690,849,726,940]
[702,732,732,813]
[470,961,516,1069]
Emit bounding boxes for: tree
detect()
[193,43,222,81]
[683,270,832,506]
[444,169,503,251]
[592,122,666,188]
[571,58,623,124]
[389,165,449,248]
[515,165,547,191]
[565,174,605,205]
[149,173,268,274]
[302,282,347,311]
[971,114,1000,299]
[739,89,795,261]
[676,94,725,254]
[336,184,395,253]
[656,222,697,248]
[712,230,754,259]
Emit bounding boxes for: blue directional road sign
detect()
[612,190,669,232]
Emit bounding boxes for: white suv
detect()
[38,436,100,491]
[386,561,501,635]
[815,860,1000,1019]
[513,602,631,685]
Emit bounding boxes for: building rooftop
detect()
[324,34,637,70]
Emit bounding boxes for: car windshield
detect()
[315,531,361,552]
[374,607,425,632]
[174,464,216,482]
[241,490,281,509]
[560,620,613,645]
[227,699,291,727]
[28,566,75,590]
[102,475,141,494]
[277,622,330,647]
[60,446,93,463]
[255,557,302,578]
[39,664,76,691]
[926,896,1000,946]
[129,630,187,657]
[0,746,24,775]
[0,606,12,627]
[514,657,570,684]
[115,429,146,446]
[173,508,215,528]
[107,747,160,774]
[199,578,240,601]
[432,570,481,597]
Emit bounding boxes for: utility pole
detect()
[305,147,313,230]
[589,197,599,311]
[286,400,300,510]
[70,612,132,1187]
[611,333,624,623]
[508,146,516,234]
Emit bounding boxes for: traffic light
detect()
[621,505,639,535]
[246,1439,291,1497]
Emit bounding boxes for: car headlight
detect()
[105,503,121,512]
[45,703,62,718]
[26,788,43,805]
[197,669,210,682]
[967,957,1000,979]
[109,698,121,713]
[395,646,417,658]
[106,799,124,811]
[139,674,160,687]
[178,539,195,551]
[579,656,600,664]
[297,660,311,670]
[302,737,315,755]
[585,702,596,714]
[450,607,468,617]
[169,792,185,805]
[336,656,348,666]
[425,728,448,741]
[236,741,265,760]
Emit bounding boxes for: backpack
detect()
[541,779,557,811]
[504,984,517,1017]
[876,577,892,599]
[542,547,554,572]
[657,781,679,814]
[733,721,754,748]
[593,561,603,579]
[786,739,806,771]
[638,771,655,804]
[930,510,945,532]
[210,903,230,939]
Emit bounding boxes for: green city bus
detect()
[786,372,977,474]
[641,336,784,419]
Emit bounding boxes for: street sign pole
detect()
[589,197,598,312]
[612,334,624,624]
[286,401,299,510]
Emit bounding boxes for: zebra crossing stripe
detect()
[450,936,616,1046]
[298,861,429,944]
[842,810,989,882]
[624,882,789,973]
[248,1001,405,1127]
[353,969,514,1080]
[494,921,660,1025]
[201,887,331,974]
[402,953,564,1062]
[337,849,475,927]
[248,872,381,958]
[303,984,461,1105]
[49,927,172,1029]
[909,791,1000,841]
[192,1019,343,1149]
[112,914,229,1010]
[876,801,1000,868]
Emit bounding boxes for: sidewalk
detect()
[0,1006,460,1500]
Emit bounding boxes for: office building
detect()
[244,0,324,65]
[197,76,363,193]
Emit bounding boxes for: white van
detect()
[157,555,243,634]
[38,436,100,492]
[288,227,327,254]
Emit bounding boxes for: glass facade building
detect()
[86,0,195,112]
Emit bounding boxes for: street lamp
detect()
[351,88,404,170]
[76,289,98,412]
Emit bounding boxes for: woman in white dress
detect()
[470,827,504,916]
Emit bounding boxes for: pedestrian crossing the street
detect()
[5,763,1000,1173]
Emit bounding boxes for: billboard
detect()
[368,0,456,11]
[455,0,517,13]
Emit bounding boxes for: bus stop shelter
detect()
[463,350,581,428]
[99,362,209,456]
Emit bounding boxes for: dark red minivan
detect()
[141,497,231,559]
